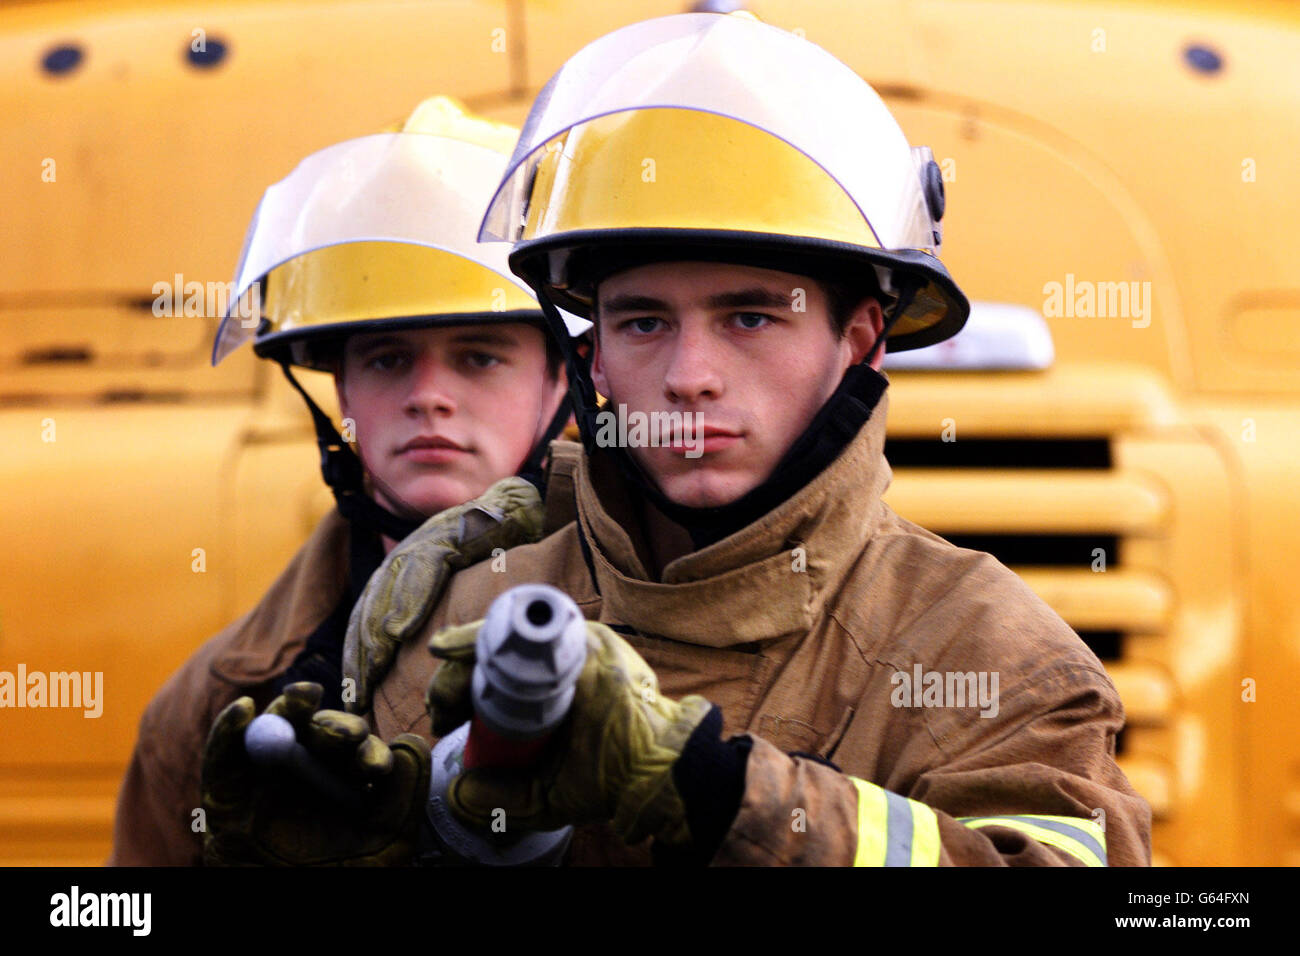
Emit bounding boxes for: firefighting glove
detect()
[425,620,713,848]
[343,477,545,714]
[201,681,429,866]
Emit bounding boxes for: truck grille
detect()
[881,367,1239,867]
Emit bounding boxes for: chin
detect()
[393,477,477,518]
[654,470,755,510]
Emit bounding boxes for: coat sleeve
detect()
[709,663,1152,867]
[106,631,253,866]
[106,689,207,866]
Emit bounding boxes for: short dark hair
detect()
[819,277,880,338]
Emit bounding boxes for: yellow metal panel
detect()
[908,0,1300,395]
[0,305,258,400]
[1,0,516,297]
[0,765,122,865]
[883,97,1187,383]
[1013,567,1171,633]
[1189,406,1300,867]
[1105,661,1176,725]
[885,469,1168,535]
[1117,434,1245,864]
[1117,757,1172,819]
[4,301,208,364]
[1228,295,1300,362]
[0,793,116,832]
[0,405,250,865]
[885,364,1181,436]
[753,0,921,89]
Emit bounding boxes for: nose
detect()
[404,350,457,419]
[662,322,723,405]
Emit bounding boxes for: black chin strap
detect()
[604,276,920,549]
[279,363,424,543]
[537,296,602,458]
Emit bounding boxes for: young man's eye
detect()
[731,312,774,330]
[621,316,663,335]
[365,351,409,372]
[464,351,504,370]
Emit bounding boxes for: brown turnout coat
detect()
[365,388,1151,866]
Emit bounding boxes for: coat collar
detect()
[574,387,893,648]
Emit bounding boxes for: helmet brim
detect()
[509,229,969,352]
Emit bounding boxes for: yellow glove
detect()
[425,620,712,847]
[201,682,429,866]
[343,477,544,713]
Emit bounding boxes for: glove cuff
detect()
[652,706,750,865]
[613,695,713,846]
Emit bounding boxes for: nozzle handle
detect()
[468,583,588,757]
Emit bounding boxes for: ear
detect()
[843,297,886,370]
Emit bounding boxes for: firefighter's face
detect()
[337,323,565,527]
[591,261,883,509]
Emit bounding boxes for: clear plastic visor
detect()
[480,13,937,254]
[213,134,585,365]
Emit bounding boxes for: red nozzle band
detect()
[463,716,551,770]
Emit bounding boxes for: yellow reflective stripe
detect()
[958,815,1107,867]
[850,778,940,867]
[909,799,941,867]
[962,813,1106,864]
[851,778,889,866]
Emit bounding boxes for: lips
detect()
[664,423,742,457]
[396,435,469,455]
[665,423,741,442]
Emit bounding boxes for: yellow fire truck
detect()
[1,0,1295,866]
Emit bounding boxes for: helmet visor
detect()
[213,134,556,365]
[480,13,939,256]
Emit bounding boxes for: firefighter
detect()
[206,14,1151,866]
[108,97,584,865]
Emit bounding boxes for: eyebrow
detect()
[704,288,793,310]
[601,287,793,314]
[601,293,672,314]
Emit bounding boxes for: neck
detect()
[369,481,428,554]
[639,496,696,577]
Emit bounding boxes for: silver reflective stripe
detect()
[958,814,1107,865]
[852,778,942,867]
[884,790,915,867]
[999,815,1106,865]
